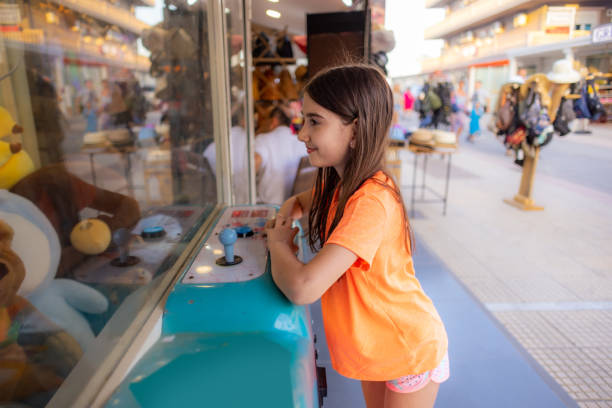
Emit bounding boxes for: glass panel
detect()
[203,0,251,205]
[0,0,219,405]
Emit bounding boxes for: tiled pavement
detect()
[399,122,612,407]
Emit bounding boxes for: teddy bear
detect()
[0,106,34,189]
[0,219,82,405]
[0,190,109,351]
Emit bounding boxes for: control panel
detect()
[182,206,275,284]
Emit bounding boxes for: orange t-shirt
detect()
[321,171,448,381]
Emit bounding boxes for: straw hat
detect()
[547,59,581,84]
[431,129,457,145]
[410,128,434,144]
[508,75,525,84]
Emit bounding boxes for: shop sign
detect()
[545,6,575,34]
[0,4,20,25]
[592,23,612,44]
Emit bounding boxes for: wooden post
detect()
[504,147,544,211]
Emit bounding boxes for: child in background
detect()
[265,64,449,408]
[468,101,483,142]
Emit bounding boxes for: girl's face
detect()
[298,93,355,177]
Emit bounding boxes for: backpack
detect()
[496,86,520,132]
[427,89,442,111]
[573,82,592,119]
[519,83,551,146]
[585,78,605,121]
[553,97,575,136]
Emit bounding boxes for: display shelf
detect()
[253,57,297,65]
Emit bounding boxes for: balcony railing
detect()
[421,28,592,72]
[424,0,536,39]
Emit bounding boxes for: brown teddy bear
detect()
[0,219,82,405]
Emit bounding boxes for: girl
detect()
[265,64,449,408]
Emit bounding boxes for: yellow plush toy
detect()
[0,107,34,189]
[0,107,23,138]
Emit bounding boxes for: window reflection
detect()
[0,0,218,405]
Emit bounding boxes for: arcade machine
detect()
[104,205,325,407]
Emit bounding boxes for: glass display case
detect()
[0,0,251,405]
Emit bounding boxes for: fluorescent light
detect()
[343,0,353,6]
[268,0,279,2]
[266,9,281,18]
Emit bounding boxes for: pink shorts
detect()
[386,352,450,393]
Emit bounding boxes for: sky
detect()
[385,0,445,78]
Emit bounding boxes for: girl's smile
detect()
[299,94,355,177]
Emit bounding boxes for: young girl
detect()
[265,64,449,408]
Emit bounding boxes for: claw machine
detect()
[0,0,319,407]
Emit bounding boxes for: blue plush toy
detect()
[0,190,108,351]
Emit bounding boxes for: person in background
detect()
[468,101,484,142]
[266,64,448,408]
[451,79,468,141]
[203,103,249,204]
[403,87,415,111]
[255,105,305,205]
[471,80,490,113]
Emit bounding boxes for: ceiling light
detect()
[266,9,281,19]
[268,0,279,2]
[343,0,353,6]
[513,13,527,28]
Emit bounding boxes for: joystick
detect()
[216,228,243,266]
[111,228,140,267]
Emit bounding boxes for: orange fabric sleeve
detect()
[326,194,386,267]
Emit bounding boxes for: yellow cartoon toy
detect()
[0,107,34,189]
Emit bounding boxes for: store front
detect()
[0,0,374,406]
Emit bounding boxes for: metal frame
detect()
[46,1,236,405]
[209,0,234,205]
[242,0,257,205]
[409,150,454,216]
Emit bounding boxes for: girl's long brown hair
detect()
[305,63,413,253]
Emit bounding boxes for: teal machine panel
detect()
[106,206,319,407]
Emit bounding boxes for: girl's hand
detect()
[265,214,299,253]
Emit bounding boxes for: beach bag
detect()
[505,125,526,147]
[553,97,574,136]
[276,30,293,58]
[253,32,273,58]
[573,83,592,119]
[585,78,605,121]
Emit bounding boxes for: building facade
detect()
[421,0,612,109]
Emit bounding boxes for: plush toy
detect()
[0,219,82,405]
[0,190,109,351]
[70,219,112,255]
[0,106,34,189]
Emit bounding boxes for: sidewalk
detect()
[400,122,612,407]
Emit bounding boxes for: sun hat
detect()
[409,128,435,149]
[508,75,525,84]
[547,59,581,84]
[431,129,457,146]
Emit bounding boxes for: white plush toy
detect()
[0,189,108,350]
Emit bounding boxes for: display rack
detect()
[597,73,612,122]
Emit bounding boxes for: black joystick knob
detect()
[110,228,140,267]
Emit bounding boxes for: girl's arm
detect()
[277,188,314,220]
[266,214,357,305]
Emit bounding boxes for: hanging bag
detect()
[552,97,574,136]
[573,82,592,119]
[585,78,605,121]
